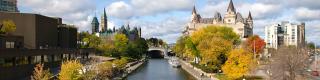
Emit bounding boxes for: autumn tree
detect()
[187,25,239,72]
[79,32,101,48]
[244,35,266,56]
[172,36,187,57]
[59,60,83,80]
[31,63,52,80]
[0,20,16,34]
[114,33,129,57]
[191,25,239,45]
[198,37,233,71]
[269,46,308,80]
[222,49,256,79]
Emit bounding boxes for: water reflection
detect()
[127,59,195,80]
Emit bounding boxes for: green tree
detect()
[59,60,83,80]
[31,63,52,80]
[222,49,256,79]
[114,33,129,56]
[172,36,187,57]
[0,20,16,34]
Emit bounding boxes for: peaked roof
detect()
[214,12,222,21]
[192,5,197,14]
[227,0,236,13]
[91,16,99,24]
[247,11,253,20]
[103,8,107,18]
[236,12,244,22]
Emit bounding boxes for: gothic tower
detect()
[246,11,253,28]
[100,8,108,33]
[191,5,200,23]
[224,0,236,24]
[91,16,99,33]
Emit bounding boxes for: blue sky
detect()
[18,0,320,44]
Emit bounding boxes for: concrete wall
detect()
[0,12,37,49]
[0,12,60,49]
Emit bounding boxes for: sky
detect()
[18,0,320,44]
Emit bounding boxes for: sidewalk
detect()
[179,59,218,80]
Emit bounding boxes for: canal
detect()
[126,59,196,80]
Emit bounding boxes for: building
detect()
[0,12,61,49]
[183,0,253,39]
[265,21,305,49]
[91,9,142,41]
[58,24,77,49]
[91,16,99,34]
[0,12,96,80]
[100,8,108,33]
[0,0,19,12]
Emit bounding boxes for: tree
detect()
[96,61,114,79]
[59,60,83,80]
[31,63,52,80]
[222,49,256,79]
[191,25,239,45]
[198,37,233,70]
[269,46,308,80]
[245,35,266,55]
[0,20,16,34]
[189,25,239,71]
[172,36,187,57]
[115,33,129,56]
[79,32,101,48]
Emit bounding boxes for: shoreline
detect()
[179,59,218,80]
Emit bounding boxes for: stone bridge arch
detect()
[148,47,167,58]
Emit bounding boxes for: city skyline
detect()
[18,0,320,44]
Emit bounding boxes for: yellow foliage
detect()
[113,57,128,69]
[58,60,83,80]
[222,49,256,79]
[31,63,52,80]
[1,20,16,33]
[198,37,232,65]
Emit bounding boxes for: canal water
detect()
[126,59,196,80]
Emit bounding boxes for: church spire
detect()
[227,0,236,13]
[247,11,253,20]
[192,5,197,15]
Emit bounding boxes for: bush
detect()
[190,62,219,73]
[58,60,83,80]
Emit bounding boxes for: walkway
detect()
[179,59,218,80]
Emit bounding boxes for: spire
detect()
[247,11,253,20]
[192,5,197,14]
[227,0,236,13]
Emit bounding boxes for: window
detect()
[5,41,14,48]
[228,19,231,22]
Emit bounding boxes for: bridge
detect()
[148,47,169,58]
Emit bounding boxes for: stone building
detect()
[183,0,253,39]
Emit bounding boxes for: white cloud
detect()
[19,0,95,32]
[128,17,188,43]
[293,7,320,21]
[107,1,133,19]
[106,0,194,19]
